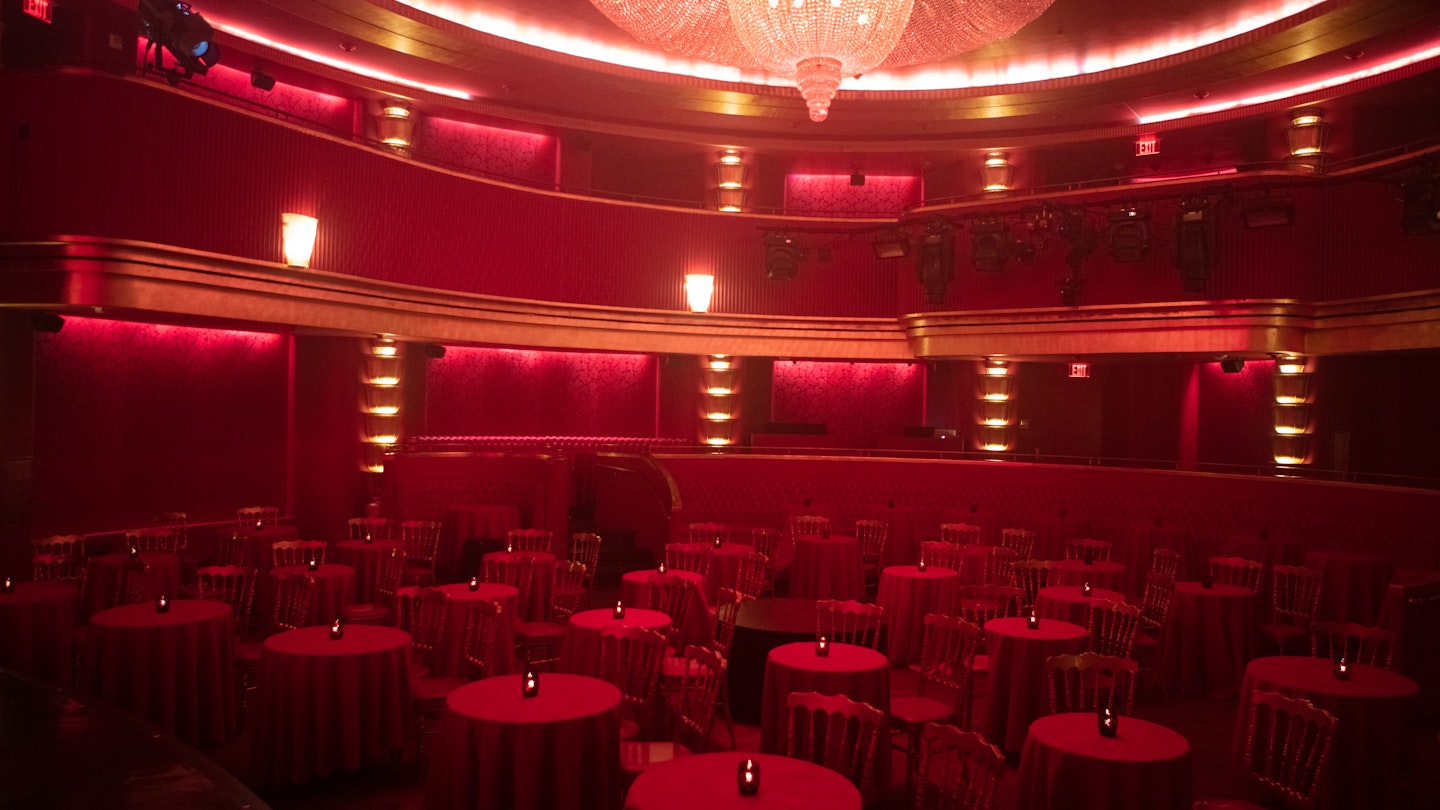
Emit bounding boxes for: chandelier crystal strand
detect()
[729,0,915,122]
[588,0,761,68]
[881,0,1056,68]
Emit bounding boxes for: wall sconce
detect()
[1273,355,1314,465]
[981,152,1014,192]
[1273,405,1311,435]
[360,338,402,473]
[1273,373,1312,404]
[714,149,747,212]
[975,359,1015,452]
[983,358,1009,376]
[978,400,1011,426]
[1275,355,1307,375]
[281,213,318,268]
[1272,434,1312,466]
[1286,110,1329,173]
[684,273,715,313]
[377,99,414,150]
[699,355,741,447]
[978,375,1012,401]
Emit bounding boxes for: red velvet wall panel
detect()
[784,174,922,216]
[411,117,556,187]
[424,346,658,437]
[186,62,356,134]
[31,317,289,535]
[770,360,924,446]
[1196,358,1275,469]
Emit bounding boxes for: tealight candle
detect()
[1026,608,1039,630]
[255,519,264,531]
[613,601,625,620]
[1081,581,1092,597]
[1098,706,1118,737]
[307,558,320,571]
[522,668,540,697]
[737,758,761,795]
[155,595,169,614]
[506,541,514,554]
[1,576,12,594]
[657,561,667,575]
[127,545,139,560]
[713,536,723,550]
[1334,656,1350,681]
[330,618,344,640]
[917,557,927,572]
[468,576,480,592]
[364,531,374,545]
[815,634,830,657]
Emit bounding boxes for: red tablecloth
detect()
[1016,712,1193,810]
[1052,560,1128,595]
[954,544,1003,585]
[623,751,862,810]
[1160,581,1256,698]
[250,624,413,786]
[789,534,863,600]
[332,539,404,603]
[1302,550,1394,625]
[424,673,623,810]
[758,641,891,789]
[1034,585,1127,626]
[224,524,300,574]
[876,565,960,666]
[432,582,519,677]
[264,563,354,630]
[980,616,1089,754]
[82,551,181,618]
[1232,656,1419,810]
[1199,534,1300,606]
[80,599,235,747]
[0,581,75,685]
[677,541,752,603]
[483,550,555,621]
[446,503,523,576]
[559,607,672,677]
[619,569,712,648]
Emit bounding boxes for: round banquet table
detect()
[758,640,891,789]
[1200,533,1300,607]
[423,673,623,810]
[250,624,413,786]
[81,551,181,618]
[1034,584,1128,627]
[1232,655,1419,810]
[558,607,672,677]
[728,598,818,722]
[1052,559,1128,594]
[80,599,235,748]
[980,616,1089,754]
[1302,550,1394,625]
[432,582,519,677]
[1160,581,1256,698]
[0,580,76,685]
[789,534,863,600]
[1015,712,1193,810]
[332,539,404,603]
[619,569,712,647]
[264,563,354,630]
[623,751,862,810]
[482,550,555,621]
[666,541,750,603]
[953,544,1003,585]
[876,564,960,666]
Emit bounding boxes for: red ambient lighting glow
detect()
[23,0,53,24]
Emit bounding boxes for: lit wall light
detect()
[1275,355,1307,375]
[981,152,1014,192]
[714,149,747,212]
[369,336,399,357]
[983,358,1010,376]
[684,273,715,313]
[1272,434,1312,466]
[699,355,741,447]
[978,400,1011,426]
[708,355,732,371]
[1273,373,1312,404]
[1286,109,1330,173]
[365,355,402,386]
[1273,405,1311,435]
[280,213,318,268]
[377,98,414,149]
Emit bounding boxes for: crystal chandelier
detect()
[587,0,1056,122]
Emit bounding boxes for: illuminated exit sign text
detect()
[1136,135,1159,156]
[24,0,54,23]
[1069,362,1091,378]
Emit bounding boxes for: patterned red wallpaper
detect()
[173,61,355,134]
[424,346,658,437]
[31,317,290,535]
[412,117,556,187]
[771,360,924,446]
[784,174,923,216]
[1197,358,1276,469]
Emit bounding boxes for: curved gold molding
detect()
[2,236,1436,360]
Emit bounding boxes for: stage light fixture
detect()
[250,66,276,92]
[872,230,909,259]
[1107,207,1150,262]
[1220,357,1245,373]
[140,1,220,78]
[1401,176,1440,235]
[763,231,802,280]
[1175,197,1218,292]
[970,218,1010,272]
[916,216,956,305]
[1242,201,1294,229]
[850,172,866,187]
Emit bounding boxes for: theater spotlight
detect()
[1401,175,1440,235]
[916,216,956,305]
[872,230,909,259]
[763,231,803,280]
[970,218,1010,272]
[140,1,220,78]
[1175,197,1218,292]
[1107,207,1150,262]
[250,66,276,92]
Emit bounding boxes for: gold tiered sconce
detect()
[361,337,402,473]
[1272,355,1313,466]
[699,355,740,447]
[975,358,1014,452]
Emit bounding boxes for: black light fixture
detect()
[1242,200,1294,229]
[1107,207,1150,261]
[1220,357,1246,373]
[916,216,955,305]
[1175,197,1218,292]
[970,218,1010,272]
[1401,174,1440,235]
[849,171,866,186]
[250,66,276,92]
[140,1,220,78]
[872,230,909,259]
[763,231,803,280]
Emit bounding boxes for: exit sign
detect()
[1069,362,1090,378]
[24,0,53,23]
[1136,134,1159,156]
